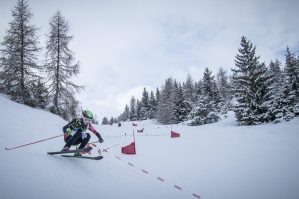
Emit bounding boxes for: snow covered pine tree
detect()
[232,36,273,125]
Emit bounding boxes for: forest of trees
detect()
[0,0,81,120]
[1,1,298,126]
[114,36,299,126]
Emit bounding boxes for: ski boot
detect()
[74,152,82,157]
[61,146,70,152]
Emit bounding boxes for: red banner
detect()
[121,142,136,154]
[171,131,180,138]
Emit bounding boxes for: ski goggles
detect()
[83,117,92,123]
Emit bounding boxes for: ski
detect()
[60,155,103,160]
[47,146,92,155]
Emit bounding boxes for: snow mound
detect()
[1,95,299,199]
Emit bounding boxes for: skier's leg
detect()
[72,133,90,148]
[78,133,91,149]
[63,130,82,148]
[71,133,90,156]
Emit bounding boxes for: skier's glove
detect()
[65,128,72,135]
[96,132,104,143]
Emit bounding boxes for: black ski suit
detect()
[62,118,103,149]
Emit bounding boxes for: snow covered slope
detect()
[1,94,299,199]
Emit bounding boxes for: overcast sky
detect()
[1,0,299,121]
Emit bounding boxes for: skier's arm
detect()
[62,118,77,133]
[88,123,104,143]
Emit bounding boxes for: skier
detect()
[61,110,104,156]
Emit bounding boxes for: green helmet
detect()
[82,110,93,120]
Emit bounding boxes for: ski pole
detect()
[5,134,63,150]
[88,141,99,144]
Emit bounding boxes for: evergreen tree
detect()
[148,90,157,119]
[156,87,161,100]
[202,68,213,96]
[232,36,272,125]
[0,0,41,106]
[284,46,299,102]
[189,95,220,126]
[270,60,284,84]
[109,117,114,125]
[194,80,203,101]
[136,99,142,120]
[45,11,81,119]
[182,73,195,113]
[155,87,161,109]
[93,114,99,124]
[189,67,220,125]
[122,104,130,121]
[268,60,295,122]
[129,96,137,121]
[202,67,221,107]
[102,117,109,125]
[156,77,175,124]
[216,67,232,113]
[173,82,190,123]
[211,80,221,110]
[183,73,195,102]
[140,87,150,120]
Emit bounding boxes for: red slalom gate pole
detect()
[5,134,63,150]
[133,130,136,153]
[133,130,135,143]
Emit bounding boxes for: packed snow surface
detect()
[0,94,299,199]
